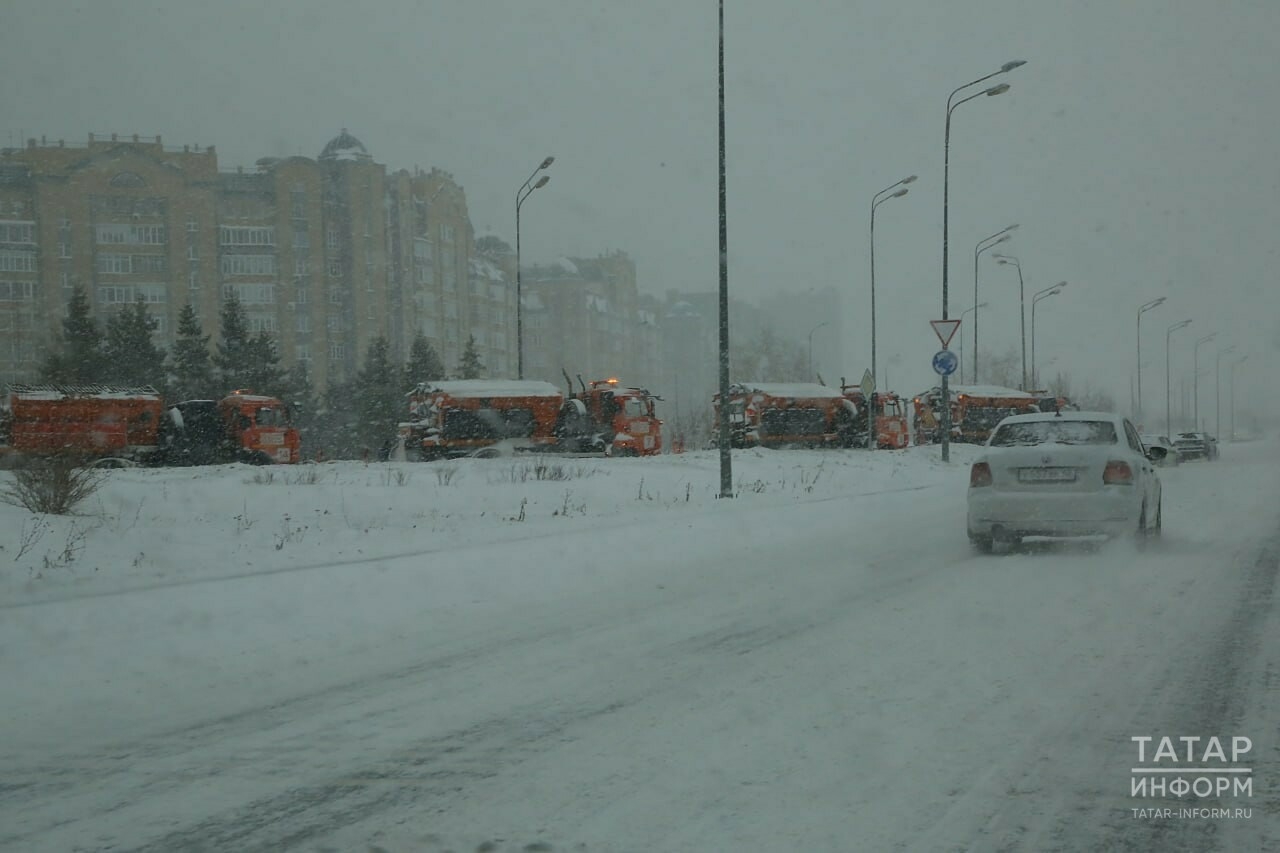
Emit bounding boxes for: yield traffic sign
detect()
[860,368,875,396]
[930,319,961,349]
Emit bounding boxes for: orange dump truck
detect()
[840,385,911,449]
[712,382,856,448]
[556,374,663,456]
[912,384,1044,445]
[0,384,300,466]
[1,383,165,461]
[400,379,566,460]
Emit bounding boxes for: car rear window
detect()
[989,420,1118,447]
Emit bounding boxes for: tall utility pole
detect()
[1165,319,1191,438]
[992,254,1028,390]
[1192,332,1216,430]
[972,225,1017,383]
[1136,297,1166,422]
[870,176,914,384]
[940,60,1023,462]
[1230,355,1248,440]
[515,156,554,379]
[1215,344,1235,438]
[717,0,732,497]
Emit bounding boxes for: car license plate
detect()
[1018,466,1076,483]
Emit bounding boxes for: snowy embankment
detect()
[0,446,972,606]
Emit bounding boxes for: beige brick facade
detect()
[0,131,517,392]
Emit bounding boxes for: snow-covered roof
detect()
[469,256,505,281]
[554,257,579,274]
[408,380,563,399]
[999,410,1122,424]
[318,128,372,163]
[8,383,162,401]
[729,382,845,399]
[951,384,1037,398]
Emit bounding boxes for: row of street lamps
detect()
[1153,311,1246,441]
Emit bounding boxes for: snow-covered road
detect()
[1,443,1276,852]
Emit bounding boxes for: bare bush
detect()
[286,467,321,486]
[1,455,105,515]
[434,466,457,486]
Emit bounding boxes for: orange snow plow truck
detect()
[0,384,300,466]
[840,383,911,449]
[911,384,1048,445]
[399,376,662,460]
[712,382,857,448]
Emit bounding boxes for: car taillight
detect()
[1103,460,1132,484]
[970,462,992,487]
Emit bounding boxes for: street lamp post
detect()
[1215,344,1236,439]
[808,321,829,380]
[515,156,554,379]
[1136,297,1166,423]
[958,300,989,384]
[940,60,1024,462]
[1166,319,1192,438]
[992,254,1028,390]
[870,175,915,385]
[972,224,1018,383]
[1030,281,1066,390]
[1192,332,1216,430]
[1230,355,1248,441]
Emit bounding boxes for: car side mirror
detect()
[1145,446,1167,462]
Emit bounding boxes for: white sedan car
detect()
[967,411,1164,552]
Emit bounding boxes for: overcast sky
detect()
[4,0,1276,416]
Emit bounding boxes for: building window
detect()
[97,284,166,305]
[295,284,309,304]
[0,250,37,272]
[189,270,199,292]
[186,218,198,233]
[188,244,199,260]
[296,344,311,363]
[219,254,278,276]
[221,282,276,305]
[61,272,71,291]
[58,243,71,259]
[326,313,345,331]
[292,227,309,249]
[0,281,36,301]
[246,313,277,334]
[327,260,341,277]
[325,224,339,249]
[291,190,307,221]
[440,223,455,243]
[328,287,342,305]
[0,221,36,243]
[296,315,311,333]
[328,343,345,360]
[218,226,275,246]
[294,256,310,276]
[95,224,166,245]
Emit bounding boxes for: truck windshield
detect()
[255,407,287,427]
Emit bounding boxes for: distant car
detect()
[1173,431,1219,461]
[967,411,1164,552]
[1140,433,1181,466]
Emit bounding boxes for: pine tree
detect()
[41,285,104,384]
[354,336,402,453]
[213,294,252,390]
[403,333,445,387]
[457,333,485,379]
[281,359,317,455]
[170,303,216,401]
[243,331,285,396]
[102,299,167,389]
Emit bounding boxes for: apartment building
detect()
[0,131,507,390]
[521,251,661,391]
